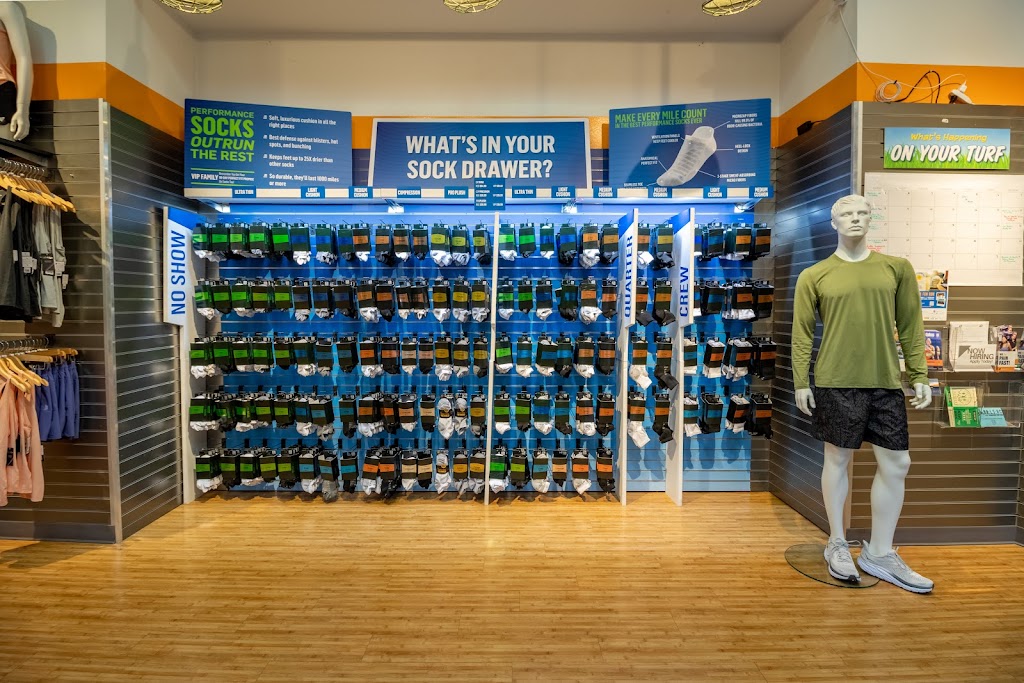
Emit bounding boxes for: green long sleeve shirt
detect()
[792,252,928,391]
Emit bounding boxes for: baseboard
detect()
[849,525,1019,546]
[0,521,117,544]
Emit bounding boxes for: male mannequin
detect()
[793,194,934,594]
[0,1,31,141]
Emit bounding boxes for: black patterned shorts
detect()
[812,388,909,451]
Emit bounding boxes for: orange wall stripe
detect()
[778,63,859,147]
[32,62,108,101]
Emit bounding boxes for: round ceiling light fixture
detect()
[160,0,223,14]
[443,0,503,13]
[701,0,762,16]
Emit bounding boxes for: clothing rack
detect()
[0,157,48,181]
[0,335,55,356]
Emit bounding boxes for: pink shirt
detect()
[0,28,15,86]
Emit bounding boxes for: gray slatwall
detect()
[110,107,189,539]
[857,103,1024,544]
[768,105,856,532]
[0,100,117,543]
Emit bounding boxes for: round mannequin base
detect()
[785,543,880,589]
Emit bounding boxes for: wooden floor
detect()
[1,492,1023,682]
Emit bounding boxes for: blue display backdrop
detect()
[608,99,772,198]
[184,98,353,196]
[369,119,591,190]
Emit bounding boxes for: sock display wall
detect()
[187,200,772,502]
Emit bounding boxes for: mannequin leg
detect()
[821,443,854,541]
[865,445,911,556]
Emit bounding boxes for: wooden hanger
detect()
[0,357,30,393]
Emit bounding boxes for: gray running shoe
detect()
[858,548,934,594]
[824,538,860,582]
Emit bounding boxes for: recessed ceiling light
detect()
[160,0,223,14]
[701,0,763,17]
[443,0,503,14]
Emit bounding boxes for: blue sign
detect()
[397,187,423,198]
[475,178,506,211]
[511,186,537,199]
[594,187,618,199]
[370,119,591,189]
[445,187,470,199]
[552,186,576,200]
[609,99,772,195]
[185,99,352,196]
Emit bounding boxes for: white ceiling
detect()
[160,0,818,41]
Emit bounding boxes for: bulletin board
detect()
[863,172,1024,287]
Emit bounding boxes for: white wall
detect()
[857,0,1024,67]
[779,0,858,113]
[23,0,107,64]
[196,38,781,117]
[105,0,196,105]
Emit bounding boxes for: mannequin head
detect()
[831,195,872,238]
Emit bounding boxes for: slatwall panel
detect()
[109,108,189,539]
[768,106,855,533]
[0,100,117,543]
[856,103,1024,544]
[749,153,777,493]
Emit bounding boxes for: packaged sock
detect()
[357,278,378,323]
[494,391,512,435]
[435,449,452,494]
[702,338,725,379]
[420,393,436,433]
[231,337,255,374]
[653,392,674,443]
[244,221,269,257]
[517,277,534,315]
[579,277,602,324]
[401,448,419,492]
[432,277,452,323]
[337,335,358,374]
[518,223,536,258]
[361,449,380,495]
[576,390,596,437]
[601,277,618,321]
[315,337,335,377]
[515,334,534,378]
[539,223,555,259]
[470,392,487,437]
[533,389,553,436]
[358,394,384,438]
[450,448,469,492]
[375,225,396,267]
[494,333,513,374]
[434,333,454,382]
[381,335,401,376]
[473,334,490,379]
[497,278,516,320]
[574,333,596,379]
[360,335,383,378]
[393,223,412,262]
[273,334,294,371]
[652,278,675,327]
[336,224,354,262]
[683,394,701,437]
[337,394,357,437]
[486,443,509,494]
[290,223,312,265]
[753,281,774,321]
[437,394,455,440]
[473,224,492,265]
[535,278,554,321]
[629,334,652,389]
[412,224,430,260]
[430,224,453,267]
[419,335,435,375]
[597,333,616,376]
[555,333,574,378]
[334,279,357,319]
[699,223,726,261]
[513,389,532,433]
[554,391,573,437]
[724,223,752,261]
[636,223,654,268]
[557,224,578,266]
[750,223,772,260]
[412,277,430,320]
[498,223,517,262]
[312,279,334,320]
[416,449,433,489]
[722,338,753,380]
[746,392,774,439]
[352,223,372,262]
[531,447,551,493]
[251,279,272,314]
[654,224,674,270]
[596,445,615,493]
[395,277,414,321]
[194,280,217,320]
[557,278,579,322]
[228,222,252,258]
[292,278,312,322]
[635,278,655,327]
[452,277,472,323]
[453,335,471,379]
[535,333,557,377]
[470,447,488,495]
[210,280,232,316]
[596,391,616,437]
[699,392,724,434]
[509,445,530,490]
[653,333,678,390]
[600,224,619,264]
[571,446,592,495]
[398,393,418,432]
[725,394,750,434]
[552,446,569,490]
[471,279,490,323]
[579,223,600,268]
[627,390,650,447]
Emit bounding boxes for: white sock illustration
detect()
[657,126,717,187]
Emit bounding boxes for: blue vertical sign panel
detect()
[369,119,591,190]
[475,178,506,211]
[608,99,772,196]
[184,98,352,195]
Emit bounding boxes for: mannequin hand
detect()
[796,388,815,416]
[910,382,932,410]
[10,109,28,141]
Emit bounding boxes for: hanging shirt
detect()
[0,28,15,86]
